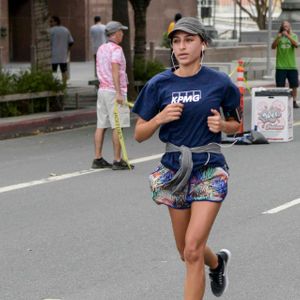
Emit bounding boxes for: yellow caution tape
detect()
[243,78,252,95]
[124,101,134,108]
[113,101,132,170]
[229,68,236,78]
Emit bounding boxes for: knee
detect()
[174,245,185,262]
[178,249,185,262]
[183,241,205,264]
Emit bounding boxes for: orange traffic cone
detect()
[236,60,245,134]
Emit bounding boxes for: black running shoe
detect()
[209,249,231,297]
[112,159,134,170]
[293,101,299,108]
[91,158,112,169]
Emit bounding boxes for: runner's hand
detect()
[207,109,224,133]
[155,103,184,125]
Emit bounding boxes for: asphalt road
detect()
[0,105,300,300]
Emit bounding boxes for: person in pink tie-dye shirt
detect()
[92,21,133,170]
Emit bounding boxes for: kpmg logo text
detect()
[171,90,201,103]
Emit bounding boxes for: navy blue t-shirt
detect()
[132,66,240,172]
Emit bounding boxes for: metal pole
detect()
[266,0,273,77]
[233,0,237,39]
[239,3,242,42]
[213,0,216,27]
[149,41,155,60]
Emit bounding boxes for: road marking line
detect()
[262,198,300,214]
[0,153,162,194]
[294,121,300,126]
[131,153,162,164]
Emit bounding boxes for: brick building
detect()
[0,0,197,64]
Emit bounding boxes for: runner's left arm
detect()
[207,109,240,134]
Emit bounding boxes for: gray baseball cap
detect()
[168,17,210,43]
[106,21,128,36]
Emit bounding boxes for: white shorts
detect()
[96,90,130,129]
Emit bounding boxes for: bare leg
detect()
[168,202,221,300]
[168,208,191,261]
[184,201,221,300]
[62,71,68,86]
[94,128,106,158]
[168,208,218,268]
[204,246,219,270]
[292,87,297,102]
[112,128,121,161]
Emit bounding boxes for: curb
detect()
[0,109,96,140]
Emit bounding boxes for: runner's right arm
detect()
[134,103,183,142]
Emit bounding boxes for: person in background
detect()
[272,21,299,108]
[133,17,241,300]
[91,21,133,170]
[49,16,74,85]
[90,16,106,77]
[167,13,183,34]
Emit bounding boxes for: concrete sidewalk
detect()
[0,62,276,140]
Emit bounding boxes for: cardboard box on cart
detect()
[251,88,293,142]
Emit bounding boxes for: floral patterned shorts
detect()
[149,164,229,209]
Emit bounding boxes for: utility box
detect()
[251,88,293,142]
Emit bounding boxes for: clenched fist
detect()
[207,109,224,133]
[155,103,184,125]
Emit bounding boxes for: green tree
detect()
[236,0,283,29]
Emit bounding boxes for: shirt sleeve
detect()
[111,47,122,65]
[221,77,241,114]
[132,80,160,121]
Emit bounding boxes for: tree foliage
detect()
[236,0,283,29]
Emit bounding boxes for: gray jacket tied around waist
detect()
[164,143,222,193]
